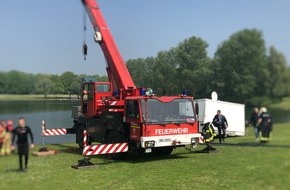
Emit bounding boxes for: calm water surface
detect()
[0,100,79,145]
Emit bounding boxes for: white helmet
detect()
[259,107,267,113]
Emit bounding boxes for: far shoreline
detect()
[1,94,289,111]
[0,94,80,101]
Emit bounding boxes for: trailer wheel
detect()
[152,147,173,156]
[107,130,126,160]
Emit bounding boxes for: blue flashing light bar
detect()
[182,90,188,96]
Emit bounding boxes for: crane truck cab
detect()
[81,82,112,117]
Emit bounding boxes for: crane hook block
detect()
[83,43,88,61]
[94,31,102,43]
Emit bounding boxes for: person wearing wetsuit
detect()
[12,117,34,171]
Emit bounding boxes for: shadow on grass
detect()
[109,151,191,164]
[46,143,82,155]
[212,142,290,149]
[5,168,27,173]
[42,141,290,167]
[69,150,191,166]
[47,144,191,164]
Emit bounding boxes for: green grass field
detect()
[1,123,289,190]
[269,97,290,111]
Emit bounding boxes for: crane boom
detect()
[82,0,136,91]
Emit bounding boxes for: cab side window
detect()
[126,101,139,119]
[88,84,94,100]
[96,84,110,92]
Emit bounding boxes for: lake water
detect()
[0,100,289,145]
[0,100,79,145]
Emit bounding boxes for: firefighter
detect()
[11,117,34,171]
[1,120,14,155]
[201,122,216,151]
[212,110,228,143]
[0,120,6,155]
[257,107,272,143]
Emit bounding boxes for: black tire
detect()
[107,130,125,160]
[76,125,84,149]
[152,147,173,156]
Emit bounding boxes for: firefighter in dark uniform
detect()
[257,107,272,143]
[212,110,228,143]
[12,117,34,171]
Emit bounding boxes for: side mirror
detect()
[195,102,199,115]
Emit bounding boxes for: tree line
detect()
[0,71,107,98]
[127,29,290,105]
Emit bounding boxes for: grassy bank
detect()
[0,94,79,101]
[268,97,290,111]
[1,122,289,190]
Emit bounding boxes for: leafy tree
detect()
[90,74,108,82]
[0,72,8,94]
[153,48,178,95]
[127,36,212,97]
[5,70,35,94]
[212,29,267,103]
[175,36,212,98]
[127,57,155,89]
[60,71,76,97]
[70,75,83,98]
[0,70,109,97]
[50,75,65,95]
[266,46,290,99]
[34,74,54,98]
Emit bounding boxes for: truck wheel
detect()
[152,147,173,156]
[107,131,125,160]
[76,126,83,149]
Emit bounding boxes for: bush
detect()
[246,96,272,107]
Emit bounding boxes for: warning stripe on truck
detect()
[83,143,128,156]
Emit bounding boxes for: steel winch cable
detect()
[82,7,88,61]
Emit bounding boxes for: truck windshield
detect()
[141,98,195,124]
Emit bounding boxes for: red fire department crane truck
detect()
[46,0,201,158]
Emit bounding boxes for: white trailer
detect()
[196,98,245,136]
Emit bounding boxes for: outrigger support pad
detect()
[199,143,218,153]
[71,157,97,169]
[38,147,49,152]
[192,143,218,154]
[201,144,217,152]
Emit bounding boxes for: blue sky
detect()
[1,0,289,76]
